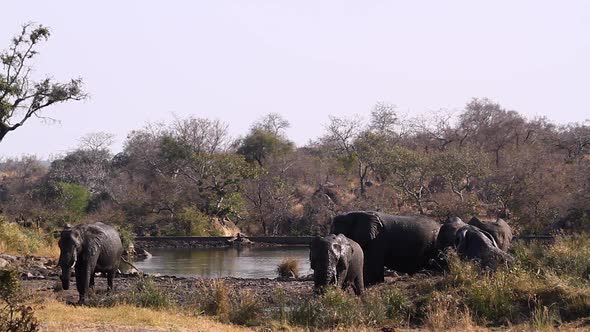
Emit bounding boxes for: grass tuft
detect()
[276,258,299,278]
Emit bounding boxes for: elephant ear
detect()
[351,212,384,247]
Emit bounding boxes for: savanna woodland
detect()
[2,23,590,332]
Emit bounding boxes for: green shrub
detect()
[93,276,171,309]
[56,182,91,216]
[177,207,210,236]
[363,287,411,326]
[514,235,590,281]
[290,287,364,329]
[115,225,136,251]
[465,270,519,323]
[0,269,39,332]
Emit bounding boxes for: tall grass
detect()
[0,220,59,258]
[276,258,299,278]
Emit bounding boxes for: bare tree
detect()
[253,112,290,136]
[78,132,115,152]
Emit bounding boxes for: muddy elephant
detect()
[330,211,440,286]
[468,217,513,251]
[310,234,364,295]
[455,225,515,269]
[58,222,123,304]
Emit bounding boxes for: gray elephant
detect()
[468,217,513,251]
[435,216,467,250]
[310,234,364,295]
[58,222,123,304]
[330,211,440,286]
[455,225,514,269]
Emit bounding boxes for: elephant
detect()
[310,234,364,295]
[455,225,515,269]
[435,216,467,251]
[58,222,123,304]
[468,217,513,251]
[330,211,440,286]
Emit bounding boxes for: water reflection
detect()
[132,246,312,279]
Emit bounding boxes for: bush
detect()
[0,269,39,332]
[92,276,171,309]
[228,290,263,326]
[193,280,231,318]
[115,225,135,251]
[276,258,299,278]
[363,287,411,326]
[290,287,364,329]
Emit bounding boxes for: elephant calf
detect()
[310,234,364,295]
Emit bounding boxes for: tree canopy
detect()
[0,23,86,143]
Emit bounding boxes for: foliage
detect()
[2,97,590,237]
[92,276,171,309]
[289,287,364,329]
[194,280,231,318]
[228,290,263,326]
[0,269,39,332]
[0,23,86,143]
[237,128,294,166]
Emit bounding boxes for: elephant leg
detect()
[76,254,99,305]
[336,268,347,289]
[89,273,95,289]
[353,276,364,296]
[364,250,385,286]
[107,271,115,291]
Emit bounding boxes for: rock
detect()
[21,272,34,279]
[0,258,9,268]
[0,254,17,263]
[135,248,152,259]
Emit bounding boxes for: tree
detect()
[433,148,489,202]
[78,132,115,152]
[237,113,294,167]
[0,23,86,143]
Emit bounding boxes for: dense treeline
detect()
[1,98,589,237]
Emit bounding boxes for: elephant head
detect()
[58,224,82,290]
[330,211,383,248]
[310,234,352,293]
[455,225,514,269]
[436,216,467,250]
[468,216,513,251]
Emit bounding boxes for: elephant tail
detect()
[120,256,143,275]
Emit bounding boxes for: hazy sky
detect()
[1,1,589,158]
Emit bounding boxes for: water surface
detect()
[133,246,312,279]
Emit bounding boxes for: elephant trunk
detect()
[313,262,337,293]
[58,251,76,291]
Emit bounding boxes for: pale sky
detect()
[1,1,589,158]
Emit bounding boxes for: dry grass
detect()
[276,257,299,278]
[33,298,254,332]
[0,221,59,258]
